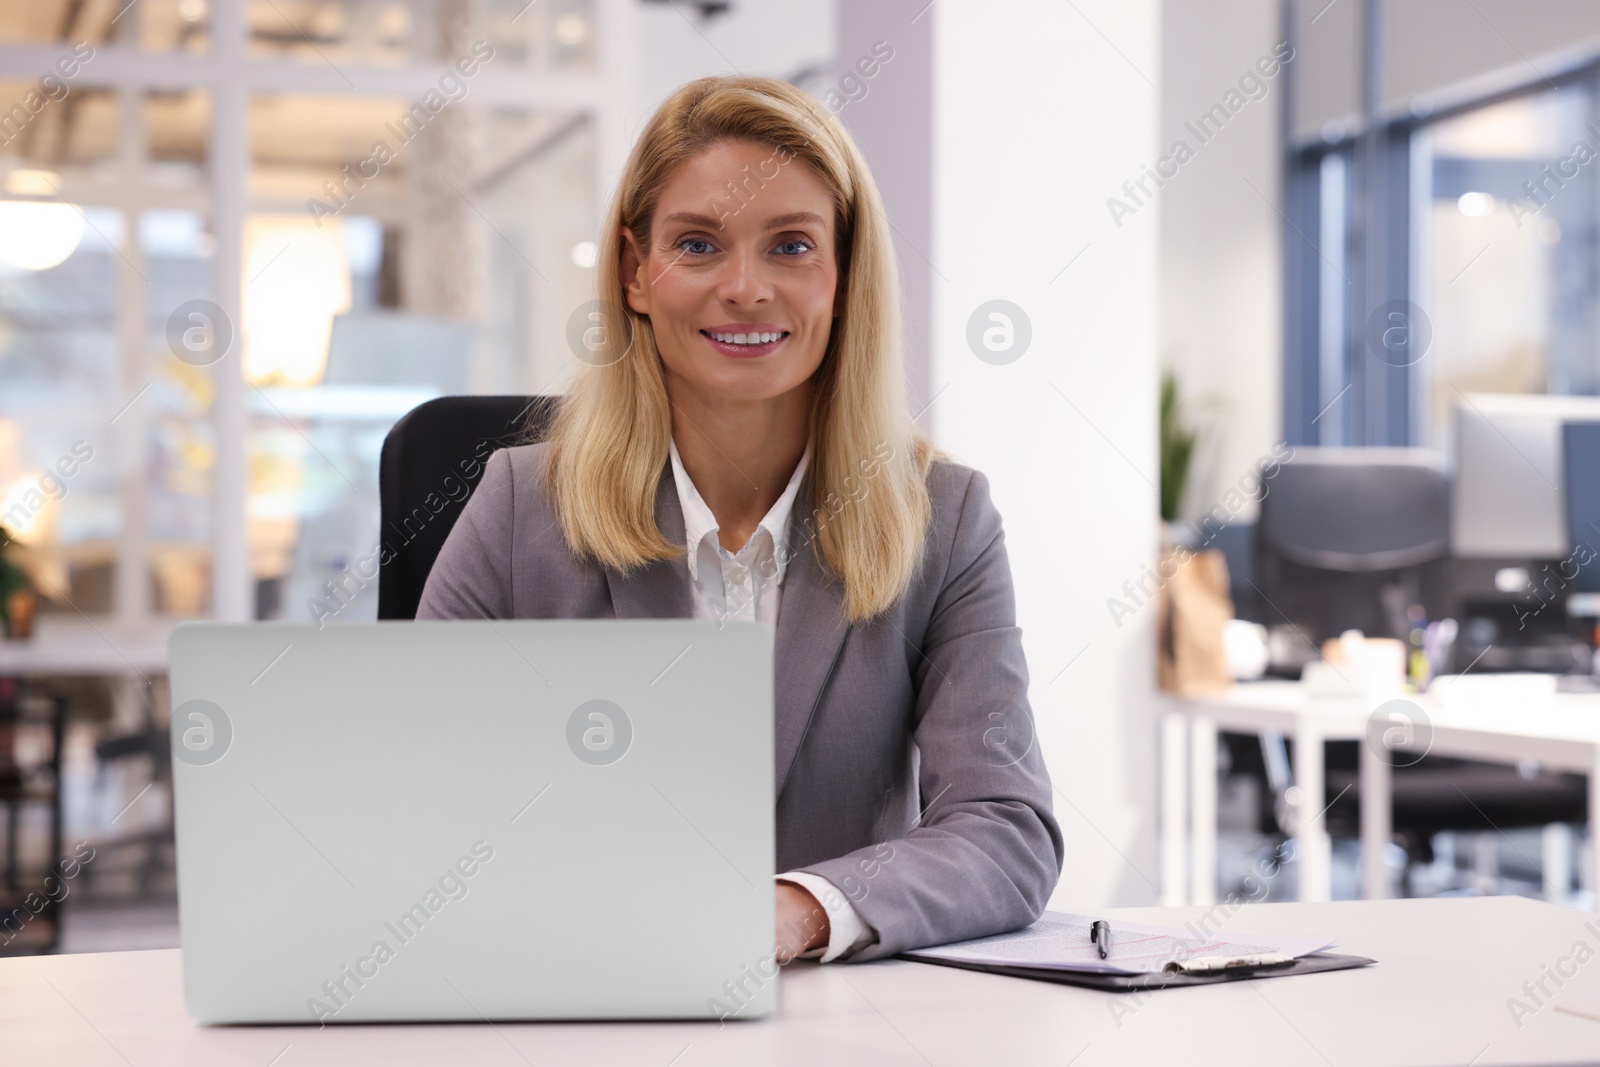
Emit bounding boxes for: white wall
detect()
[594,0,836,246]
[631,0,836,128]
[931,0,1162,908]
[1159,0,1284,521]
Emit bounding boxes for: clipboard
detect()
[903,951,1376,991]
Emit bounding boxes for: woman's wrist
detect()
[774,879,832,960]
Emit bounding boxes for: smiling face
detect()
[619,139,842,409]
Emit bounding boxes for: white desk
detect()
[1169,679,1600,907]
[1368,682,1600,904]
[0,618,171,678]
[2,897,1597,1065]
[0,618,172,737]
[1165,681,1369,905]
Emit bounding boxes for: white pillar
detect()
[209,0,250,623]
[115,85,150,629]
[930,0,1161,910]
[836,1,934,418]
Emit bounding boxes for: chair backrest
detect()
[377,395,555,620]
[1256,448,1450,642]
[1259,448,1449,571]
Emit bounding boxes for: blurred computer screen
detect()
[1452,393,1600,558]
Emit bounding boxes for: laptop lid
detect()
[169,619,775,1023]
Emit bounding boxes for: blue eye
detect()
[678,237,715,255]
[775,239,813,256]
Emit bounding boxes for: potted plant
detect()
[0,525,36,639]
[1159,369,1198,536]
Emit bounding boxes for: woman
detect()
[418,74,1061,963]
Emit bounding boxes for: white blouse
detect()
[667,438,873,962]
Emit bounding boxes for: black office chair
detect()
[0,682,66,954]
[1252,450,1587,892]
[377,395,556,620]
[78,719,174,900]
[1257,448,1450,649]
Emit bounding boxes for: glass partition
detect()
[1414,87,1590,451]
[242,90,593,621]
[0,10,605,630]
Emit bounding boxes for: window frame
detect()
[0,1,632,631]
[1283,30,1600,450]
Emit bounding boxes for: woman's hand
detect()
[774,881,831,963]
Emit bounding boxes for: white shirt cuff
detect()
[776,871,875,962]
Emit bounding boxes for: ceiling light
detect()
[554,14,587,45]
[570,241,597,268]
[1457,191,1495,217]
[0,201,85,271]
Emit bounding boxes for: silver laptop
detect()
[169,619,775,1024]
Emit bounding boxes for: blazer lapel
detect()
[773,520,850,798]
[604,465,695,619]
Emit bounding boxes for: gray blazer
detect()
[417,442,1063,960]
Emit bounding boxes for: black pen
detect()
[1090,920,1110,959]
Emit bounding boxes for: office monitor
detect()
[1452,393,1600,558]
[1562,421,1600,598]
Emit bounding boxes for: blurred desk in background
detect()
[1164,681,1368,906]
[1169,678,1600,909]
[1368,679,1600,908]
[0,618,169,681]
[0,619,174,906]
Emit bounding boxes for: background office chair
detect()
[1240,450,1586,895]
[377,395,555,620]
[79,718,173,899]
[0,682,65,954]
[1257,448,1450,653]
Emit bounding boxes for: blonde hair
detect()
[544,74,934,621]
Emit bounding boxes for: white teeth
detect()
[709,331,784,345]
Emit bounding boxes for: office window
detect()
[1413,86,1597,452]
[0,78,138,616]
[1316,147,1352,447]
[0,3,613,634]
[241,91,592,622]
[245,0,594,70]
[1287,67,1600,447]
[0,203,124,612]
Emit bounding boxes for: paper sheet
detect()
[902,911,1334,975]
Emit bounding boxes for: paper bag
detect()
[1157,547,1234,695]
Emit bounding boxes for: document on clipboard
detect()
[902,911,1336,977]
